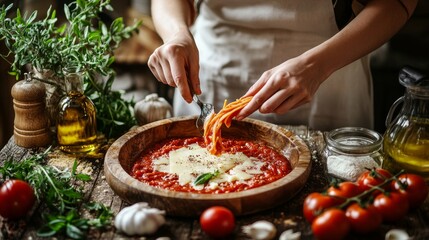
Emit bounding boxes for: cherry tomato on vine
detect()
[356,168,392,193]
[391,173,429,209]
[0,179,36,220]
[327,181,361,204]
[373,192,409,222]
[303,192,338,223]
[345,203,382,234]
[200,206,235,238]
[312,208,350,240]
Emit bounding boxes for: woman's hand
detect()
[148,30,200,103]
[235,54,329,120]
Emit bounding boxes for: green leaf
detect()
[5,3,13,12]
[71,159,78,175]
[194,171,220,185]
[76,0,85,8]
[50,9,56,19]
[36,229,57,237]
[27,11,37,23]
[75,173,91,182]
[66,224,85,240]
[48,219,67,231]
[101,23,108,36]
[64,5,70,20]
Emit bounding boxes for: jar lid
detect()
[325,127,383,155]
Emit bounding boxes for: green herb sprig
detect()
[37,203,113,239]
[0,147,113,239]
[0,0,142,138]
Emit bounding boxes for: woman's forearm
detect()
[305,0,418,77]
[151,0,196,42]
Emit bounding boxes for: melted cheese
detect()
[152,143,264,189]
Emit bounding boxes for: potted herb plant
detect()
[0,0,141,139]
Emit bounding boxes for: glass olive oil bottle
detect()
[57,67,98,154]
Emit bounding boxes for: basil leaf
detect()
[194,171,219,185]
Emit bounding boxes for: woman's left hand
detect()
[235,54,329,120]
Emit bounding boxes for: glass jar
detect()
[57,67,98,154]
[383,66,429,180]
[323,127,384,181]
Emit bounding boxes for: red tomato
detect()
[391,173,429,209]
[373,192,409,222]
[0,179,36,220]
[356,168,392,193]
[327,182,361,203]
[345,203,382,234]
[303,192,338,223]
[312,208,350,240]
[200,206,235,238]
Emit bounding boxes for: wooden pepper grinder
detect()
[11,73,52,147]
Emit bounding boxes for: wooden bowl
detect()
[104,116,311,217]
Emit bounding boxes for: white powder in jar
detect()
[327,155,379,181]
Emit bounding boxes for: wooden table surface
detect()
[0,126,428,240]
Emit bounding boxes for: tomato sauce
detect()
[131,137,292,194]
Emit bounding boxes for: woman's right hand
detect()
[148,29,201,103]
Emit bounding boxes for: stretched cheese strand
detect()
[203,96,253,155]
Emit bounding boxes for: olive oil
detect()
[57,68,98,154]
[383,117,429,179]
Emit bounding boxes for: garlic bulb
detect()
[114,202,166,236]
[242,220,277,240]
[134,93,172,125]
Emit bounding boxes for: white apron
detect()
[173,0,374,131]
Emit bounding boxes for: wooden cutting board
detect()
[104,116,311,217]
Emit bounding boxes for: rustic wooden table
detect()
[0,126,428,240]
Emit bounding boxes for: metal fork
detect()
[193,94,214,133]
[187,77,214,133]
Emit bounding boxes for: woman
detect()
[147,0,417,130]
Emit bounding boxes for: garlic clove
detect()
[133,211,151,235]
[119,210,138,235]
[279,229,301,240]
[146,208,167,226]
[242,220,277,240]
[385,229,410,240]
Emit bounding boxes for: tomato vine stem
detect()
[336,169,405,209]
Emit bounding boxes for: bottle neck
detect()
[406,86,429,99]
[403,89,429,118]
[64,69,84,95]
